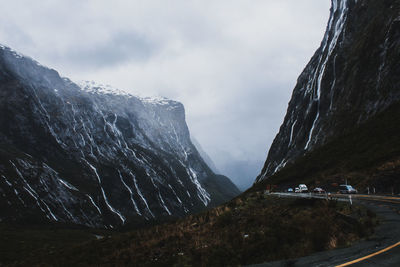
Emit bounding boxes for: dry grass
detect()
[18,193,376,267]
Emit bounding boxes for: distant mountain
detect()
[257,0,400,185]
[0,45,239,228]
[220,160,263,191]
[190,137,220,174]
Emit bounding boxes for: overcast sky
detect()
[0,0,331,190]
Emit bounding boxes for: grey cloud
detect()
[0,20,35,50]
[0,0,331,190]
[53,31,158,69]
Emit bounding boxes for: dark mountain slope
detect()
[252,100,400,193]
[0,45,239,228]
[257,0,400,182]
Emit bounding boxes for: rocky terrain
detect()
[258,0,400,183]
[0,45,239,228]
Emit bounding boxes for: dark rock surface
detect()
[258,0,400,181]
[0,45,239,228]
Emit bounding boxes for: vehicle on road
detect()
[287,188,294,192]
[313,187,325,194]
[295,187,300,193]
[298,184,308,193]
[339,185,357,194]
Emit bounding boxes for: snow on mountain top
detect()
[1,43,31,60]
[0,43,47,68]
[0,43,180,109]
[78,80,178,107]
[140,96,175,106]
[79,80,132,97]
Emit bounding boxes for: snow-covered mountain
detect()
[0,45,239,228]
[257,0,400,181]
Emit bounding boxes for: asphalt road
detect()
[248,193,400,267]
[347,244,400,266]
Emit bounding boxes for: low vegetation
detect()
[2,92,394,267]
[0,222,112,266]
[1,193,376,266]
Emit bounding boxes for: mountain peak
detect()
[78,80,178,108]
[0,45,240,228]
[79,80,133,97]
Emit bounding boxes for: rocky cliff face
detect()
[257,0,400,181]
[0,45,239,228]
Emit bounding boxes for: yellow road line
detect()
[354,197,400,204]
[332,194,396,200]
[371,199,400,204]
[355,195,400,201]
[335,241,400,267]
[329,194,400,204]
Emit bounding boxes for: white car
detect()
[298,184,308,193]
[339,185,357,194]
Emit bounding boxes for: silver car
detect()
[339,185,357,194]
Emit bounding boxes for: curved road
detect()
[248,193,400,267]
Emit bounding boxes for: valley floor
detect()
[250,194,400,266]
[0,193,376,266]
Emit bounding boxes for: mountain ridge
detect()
[0,44,240,228]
